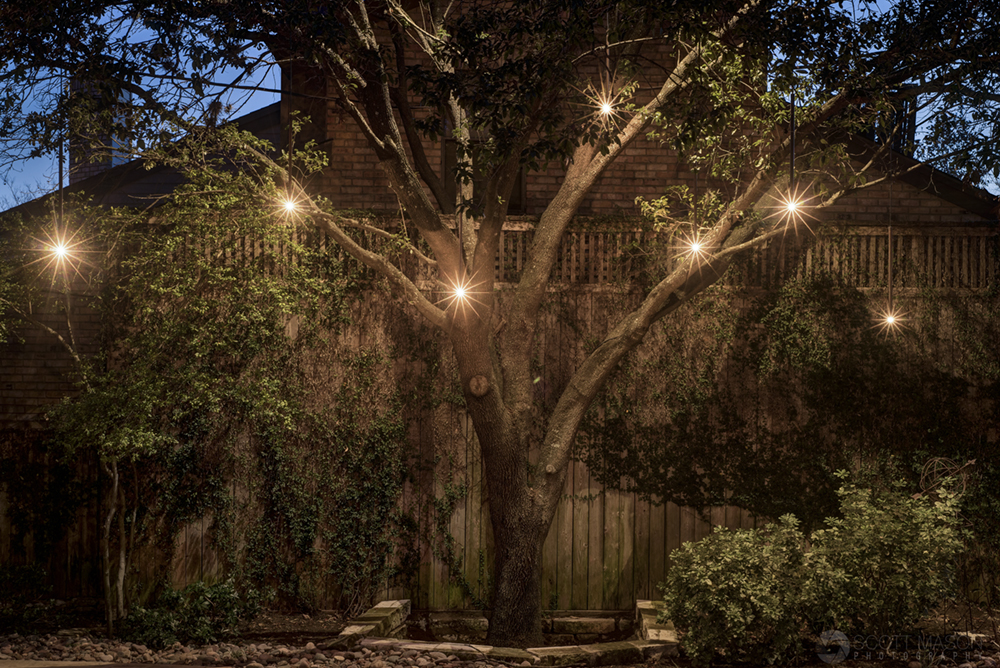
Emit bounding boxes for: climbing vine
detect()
[0,126,423,623]
[579,269,1000,595]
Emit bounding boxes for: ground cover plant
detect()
[118,579,255,649]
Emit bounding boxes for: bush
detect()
[661,515,807,666]
[804,477,964,636]
[119,579,257,648]
[0,564,51,629]
[661,474,964,665]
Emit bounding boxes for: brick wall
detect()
[819,178,991,227]
[0,280,102,428]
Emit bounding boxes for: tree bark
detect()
[488,517,546,647]
[100,459,119,636]
[116,481,127,620]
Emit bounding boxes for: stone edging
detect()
[326,601,678,667]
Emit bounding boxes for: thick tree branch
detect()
[389,24,451,213]
[499,41,707,418]
[533,83,857,501]
[325,1,463,283]
[310,207,447,329]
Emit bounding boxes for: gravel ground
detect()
[3,628,1000,668]
[0,633,513,668]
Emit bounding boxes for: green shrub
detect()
[661,515,807,666]
[804,477,964,636]
[119,579,256,648]
[661,474,964,665]
[0,564,51,630]
[119,606,181,649]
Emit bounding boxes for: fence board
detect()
[634,498,650,602]
[541,493,558,611]
[648,500,666,597]
[601,489,621,609]
[464,423,484,605]
[448,416,468,610]
[556,470,574,610]
[571,460,590,610]
[586,483,605,610]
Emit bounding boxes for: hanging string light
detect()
[685,170,704,256]
[768,74,813,229]
[788,90,796,209]
[878,173,905,332]
[779,81,810,219]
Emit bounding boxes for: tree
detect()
[2,0,999,647]
[2,126,410,631]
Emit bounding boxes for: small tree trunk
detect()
[116,481,127,620]
[100,460,119,636]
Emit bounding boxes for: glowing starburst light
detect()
[24,227,90,285]
[675,233,713,279]
[872,305,907,336]
[275,190,306,218]
[679,232,710,260]
[574,78,630,129]
[764,184,817,235]
[436,276,487,319]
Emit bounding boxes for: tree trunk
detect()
[100,460,119,636]
[449,283,564,648]
[487,517,545,647]
[466,387,553,648]
[116,482,127,620]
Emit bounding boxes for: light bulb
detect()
[283,200,297,212]
[454,286,467,300]
[600,102,613,116]
[52,244,68,258]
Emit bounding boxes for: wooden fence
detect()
[401,425,760,611]
[486,221,999,290]
[3,220,998,610]
[176,221,997,610]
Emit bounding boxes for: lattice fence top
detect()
[485,224,999,291]
[162,221,999,292]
